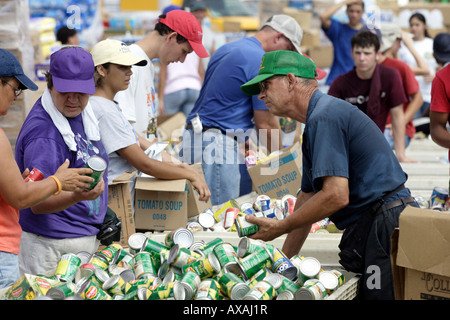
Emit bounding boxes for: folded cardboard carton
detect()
[134,164,212,231]
[247,142,302,199]
[392,206,450,300]
[107,171,136,248]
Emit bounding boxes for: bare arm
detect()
[117,143,210,201]
[400,31,430,76]
[0,132,94,210]
[390,105,417,163]
[430,111,450,149]
[253,109,282,153]
[319,0,362,29]
[247,175,349,257]
[158,63,167,115]
[404,91,423,124]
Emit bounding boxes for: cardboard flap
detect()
[135,176,187,192]
[396,206,450,278]
[110,171,137,185]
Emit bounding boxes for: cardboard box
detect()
[247,142,302,199]
[134,164,212,231]
[308,45,334,68]
[392,206,450,300]
[301,29,321,48]
[107,172,136,248]
[156,112,186,142]
[282,7,313,32]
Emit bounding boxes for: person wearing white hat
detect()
[89,39,210,207]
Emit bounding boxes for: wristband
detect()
[49,175,62,196]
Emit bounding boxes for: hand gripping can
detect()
[85,155,107,190]
[55,253,81,282]
[218,272,250,300]
[235,212,264,237]
[24,168,45,182]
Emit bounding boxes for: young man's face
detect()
[160,32,194,65]
[351,45,380,74]
[346,4,364,27]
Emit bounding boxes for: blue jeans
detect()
[0,251,19,289]
[383,128,411,150]
[164,89,200,116]
[180,128,241,206]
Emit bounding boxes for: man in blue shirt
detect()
[241,50,418,300]
[320,0,365,85]
[181,15,303,205]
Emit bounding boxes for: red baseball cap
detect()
[159,10,209,58]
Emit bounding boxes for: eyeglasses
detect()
[258,75,285,93]
[2,81,22,97]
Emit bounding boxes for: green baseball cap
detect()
[241,50,317,96]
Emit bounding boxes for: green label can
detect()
[239,248,272,280]
[168,244,202,269]
[194,237,224,256]
[133,252,158,279]
[242,280,275,300]
[78,278,112,300]
[237,236,267,258]
[55,253,81,282]
[213,242,240,273]
[218,272,250,300]
[235,212,264,238]
[164,228,194,248]
[176,270,201,300]
[98,243,122,263]
[182,252,221,279]
[46,281,77,300]
[195,279,222,300]
[85,155,107,190]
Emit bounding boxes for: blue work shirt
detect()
[186,37,268,132]
[301,90,408,229]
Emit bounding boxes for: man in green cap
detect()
[241,50,418,300]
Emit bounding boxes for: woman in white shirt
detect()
[398,12,438,119]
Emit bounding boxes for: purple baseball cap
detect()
[49,47,95,94]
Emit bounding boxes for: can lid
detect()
[87,155,107,171]
[94,268,111,282]
[207,252,222,273]
[294,287,315,300]
[120,269,136,283]
[237,237,249,258]
[102,274,120,290]
[167,244,181,265]
[198,212,215,228]
[299,256,321,277]
[189,240,206,252]
[128,233,148,250]
[76,251,93,265]
[318,271,339,290]
[173,228,194,248]
[46,287,66,300]
[174,281,189,300]
[263,273,283,289]
[277,290,295,300]
[281,266,298,281]
[137,286,148,300]
[230,283,250,300]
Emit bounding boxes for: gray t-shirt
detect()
[90,96,138,183]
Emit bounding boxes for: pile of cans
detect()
[415,187,450,211]
[3,228,346,300]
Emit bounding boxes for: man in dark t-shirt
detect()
[328,30,413,163]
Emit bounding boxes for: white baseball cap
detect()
[90,39,148,67]
[263,14,303,54]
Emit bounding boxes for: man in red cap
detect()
[115,10,208,147]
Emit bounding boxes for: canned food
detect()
[295,279,327,300]
[311,218,330,233]
[240,202,255,215]
[246,268,271,289]
[55,253,81,282]
[242,280,275,300]
[198,209,216,229]
[414,196,429,209]
[430,187,448,211]
[74,263,95,285]
[318,270,345,294]
[85,155,107,190]
[186,221,203,232]
[218,272,250,300]
[195,279,222,300]
[141,237,170,256]
[91,267,110,287]
[144,281,178,300]
[271,248,298,281]
[78,278,112,300]
[76,251,92,265]
[263,273,283,290]
[133,252,158,279]
[235,212,264,238]
[213,199,240,222]
[237,237,266,258]
[176,270,201,300]
[102,274,126,295]
[239,248,273,280]
[24,168,45,182]
[124,277,158,295]
[165,228,194,248]
[98,243,122,263]
[213,242,242,275]
[128,233,148,253]
[253,195,271,212]
[276,290,295,300]
[46,281,77,300]
[168,244,202,269]
[298,256,322,284]
[223,207,240,229]
[89,253,109,270]
[245,150,257,167]
[182,252,221,279]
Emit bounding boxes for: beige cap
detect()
[263,14,303,54]
[380,23,402,51]
[90,39,147,67]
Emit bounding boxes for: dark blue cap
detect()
[434,33,450,63]
[0,48,38,91]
